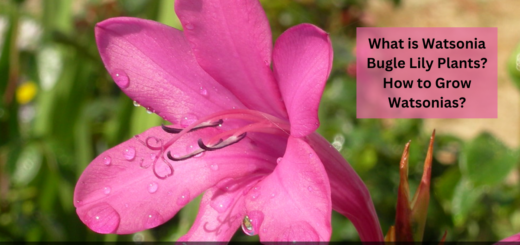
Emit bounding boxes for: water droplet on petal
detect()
[241,211,264,236]
[123,147,136,161]
[263,59,270,66]
[177,189,190,205]
[83,202,120,234]
[210,164,219,171]
[242,216,254,236]
[249,186,261,200]
[216,178,238,191]
[103,156,112,166]
[133,101,140,107]
[146,108,153,114]
[103,186,111,194]
[112,70,129,88]
[148,182,158,193]
[308,186,313,192]
[210,196,234,213]
[180,114,198,128]
[199,87,208,96]
[271,192,277,199]
[144,210,164,229]
[185,23,194,30]
[276,157,283,164]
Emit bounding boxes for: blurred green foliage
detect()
[0,0,519,242]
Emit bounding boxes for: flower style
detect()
[74,0,383,241]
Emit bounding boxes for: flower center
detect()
[134,109,290,179]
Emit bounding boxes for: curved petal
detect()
[500,233,520,242]
[179,177,261,241]
[96,17,245,125]
[273,24,333,137]
[244,136,332,242]
[74,126,276,234]
[174,0,287,118]
[307,133,384,241]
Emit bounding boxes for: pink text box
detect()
[356,27,497,118]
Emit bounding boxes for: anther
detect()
[167,148,205,161]
[161,119,224,134]
[198,133,247,151]
[198,139,223,151]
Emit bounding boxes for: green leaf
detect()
[157,0,181,29]
[451,178,484,227]
[462,132,520,187]
[12,143,42,186]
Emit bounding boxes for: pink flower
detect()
[74,0,383,242]
[500,233,520,242]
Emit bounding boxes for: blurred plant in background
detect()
[0,0,519,242]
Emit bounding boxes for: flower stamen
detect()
[198,133,247,151]
[161,119,223,134]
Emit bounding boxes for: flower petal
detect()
[96,17,245,125]
[500,233,520,242]
[244,136,332,242]
[273,24,332,137]
[74,126,277,234]
[174,0,287,118]
[307,132,384,241]
[179,177,259,241]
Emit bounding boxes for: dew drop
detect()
[133,101,140,107]
[242,215,255,236]
[123,147,136,161]
[103,156,112,166]
[308,186,314,192]
[241,211,264,236]
[84,202,120,234]
[199,87,208,96]
[112,70,129,88]
[210,164,219,171]
[271,192,276,199]
[249,187,261,200]
[210,196,234,213]
[144,210,164,229]
[263,59,270,66]
[103,187,111,194]
[276,157,283,164]
[180,114,198,128]
[146,108,153,114]
[177,189,191,205]
[148,182,158,193]
[185,23,194,30]
[216,178,238,192]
